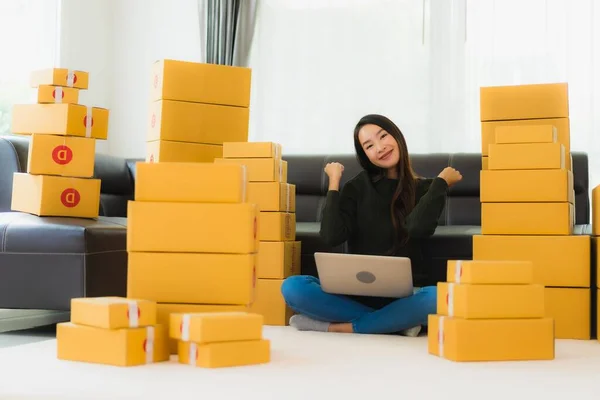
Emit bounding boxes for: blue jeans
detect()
[280,275,437,334]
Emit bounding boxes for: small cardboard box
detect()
[57,323,169,367]
[472,234,590,287]
[215,158,287,182]
[223,142,282,159]
[495,124,557,144]
[30,68,89,89]
[134,162,247,203]
[446,260,533,284]
[37,85,79,104]
[480,169,573,203]
[169,312,263,343]
[28,134,95,178]
[544,287,590,340]
[127,252,256,305]
[247,182,296,212]
[11,173,100,218]
[428,315,554,362]
[257,241,301,279]
[178,339,270,368]
[148,100,249,144]
[259,212,296,241]
[127,201,259,253]
[250,279,293,326]
[151,59,251,107]
[488,142,565,170]
[481,202,573,236]
[71,297,157,329]
[146,140,222,163]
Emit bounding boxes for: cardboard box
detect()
[134,162,247,203]
[593,185,600,236]
[148,100,249,144]
[481,156,488,170]
[70,297,156,329]
[178,339,270,368]
[156,303,251,355]
[11,104,109,140]
[472,235,590,287]
[30,68,89,89]
[257,241,301,279]
[479,82,569,121]
[480,169,574,203]
[127,252,256,305]
[169,312,263,343]
[428,315,554,362]
[151,59,251,107]
[223,142,282,159]
[249,279,292,326]
[215,158,287,182]
[11,173,100,218]
[37,85,79,104]
[146,140,222,163]
[259,212,296,241]
[596,238,600,288]
[127,201,259,253]
[446,260,533,284]
[27,134,95,178]
[57,323,169,367]
[437,282,544,319]
[495,124,557,144]
[481,202,573,235]
[481,117,570,159]
[544,288,590,340]
[488,142,565,170]
[247,182,296,212]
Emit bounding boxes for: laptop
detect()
[314,252,414,298]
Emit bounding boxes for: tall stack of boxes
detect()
[215,142,300,326]
[146,59,251,163]
[475,82,592,340]
[56,297,169,367]
[10,68,109,219]
[428,260,554,361]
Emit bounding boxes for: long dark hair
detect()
[353,114,418,253]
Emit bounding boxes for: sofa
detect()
[0,134,593,312]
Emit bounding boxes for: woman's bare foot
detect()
[327,323,354,333]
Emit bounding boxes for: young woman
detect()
[280,114,463,336]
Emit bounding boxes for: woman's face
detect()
[357,124,400,170]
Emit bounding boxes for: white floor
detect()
[0,326,600,399]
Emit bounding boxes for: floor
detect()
[0,308,68,349]
[0,326,599,399]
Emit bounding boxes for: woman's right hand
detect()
[438,166,462,187]
[324,162,344,190]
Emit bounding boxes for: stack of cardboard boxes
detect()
[428,260,554,361]
[56,297,169,367]
[474,82,592,340]
[215,142,301,326]
[10,68,110,219]
[146,59,251,163]
[170,312,270,368]
[593,185,600,341]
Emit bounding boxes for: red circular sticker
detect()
[445,293,449,305]
[180,321,183,333]
[66,73,78,84]
[83,115,94,128]
[143,339,148,352]
[253,217,257,239]
[149,154,155,163]
[52,89,65,99]
[60,188,80,208]
[52,145,73,165]
[252,264,256,288]
[126,306,141,319]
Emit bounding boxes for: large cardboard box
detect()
[428,315,554,362]
[151,59,251,107]
[37,85,79,104]
[481,117,570,159]
[488,142,565,170]
[223,142,282,159]
[134,162,247,203]
[250,279,293,326]
[169,312,263,344]
[544,288,590,340]
[479,83,569,121]
[127,252,256,305]
[481,156,488,170]
[215,158,287,182]
[259,212,296,241]
[30,68,89,89]
[494,124,557,144]
[472,235,590,287]
[593,185,600,236]
[257,241,301,279]
[70,297,157,329]
[148,100,249,144]
[11,104,109,140]
[146,140,222,163]
[481,202,573,235]
[480,169,573,203]
[57,323,169,366]
[437,282,544,319]
[178,339,270,368]
[247,182,296,212]
[446,260,533,284]
[11,173,100,218]
[27,134,95,178]
[127,201,259,253]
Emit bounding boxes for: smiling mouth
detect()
[379,149,393,161]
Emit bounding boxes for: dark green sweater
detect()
[319,171,448,308]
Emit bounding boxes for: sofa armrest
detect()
[0,135,28,212]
